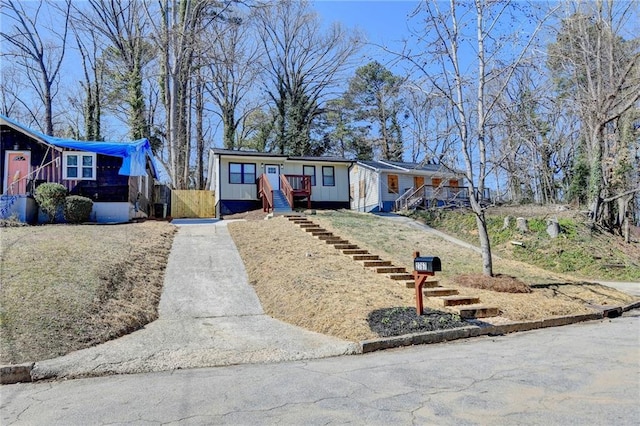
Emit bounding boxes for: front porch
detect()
[258,174,312,213]
[394,184,491,211]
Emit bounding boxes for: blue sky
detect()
[313,0,419,46]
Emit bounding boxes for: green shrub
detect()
[34,183,67,223]
[64,196,93,223]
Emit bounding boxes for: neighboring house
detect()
[207,149,352,216]
[350,160,472,212]
[1,114,167,223]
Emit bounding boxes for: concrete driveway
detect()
[30,220,358,380]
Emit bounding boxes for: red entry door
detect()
[5,151,30,194]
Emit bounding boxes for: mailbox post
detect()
[413,251,442,315]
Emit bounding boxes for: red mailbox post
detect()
[412,251,441,315]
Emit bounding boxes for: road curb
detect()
[360,312,605,353]
[622,300,640,312]
[2,307,637,385]
[0,363,34,385]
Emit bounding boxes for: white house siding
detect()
[208,150,353,214]
[285,160,350,202]
[218,155,260,200]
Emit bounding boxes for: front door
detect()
[413,176,425,189]
[265,164,280,190]
[4,151,30,194]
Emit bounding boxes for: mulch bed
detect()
[367,307,469,337]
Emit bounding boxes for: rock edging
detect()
[359,310,624,353]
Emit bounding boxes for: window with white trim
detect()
[63,152,96,180]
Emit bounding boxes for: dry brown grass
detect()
[229,211,638,341]
[454,274,532,293]
[0,221,176,364]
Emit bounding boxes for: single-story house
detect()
[350,160,469,212]
[207,149,353,216]
[1,114,168,223]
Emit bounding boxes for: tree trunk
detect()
[474,208,493,277]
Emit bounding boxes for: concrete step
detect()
[456,305,500,319]
[405,280,440,289]
[387,273,415,281]
[298,224,320,228]
[310,230,333,236]
[326,240,350,245]
[351,254,380,260]
[287,216,306,220]
[361,260,392,267]
[424,287,459,297]
[438,296,481,307]
[375,266,407,274]
[305,227,325,232]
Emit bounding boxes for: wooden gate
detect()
[170,190,215,218]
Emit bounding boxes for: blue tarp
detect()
[0,114,170,183]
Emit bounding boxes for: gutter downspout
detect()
[378,168,383,212]
[216,154,222,219]
[347,161,354,210]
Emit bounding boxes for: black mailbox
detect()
[414,256,441,273]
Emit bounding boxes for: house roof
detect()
[210,148,352,163]
[0,114,169,182]
[357,160,455,175]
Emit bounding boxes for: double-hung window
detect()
[322,166,335,186]
[229,162,256,184]
[303,165,316,186]
[63,152,96,180]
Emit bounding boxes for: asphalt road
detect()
[2,312,638,425]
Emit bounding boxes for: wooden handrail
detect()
[258,173,274,212]
[281,174,312,209]
[394,184,477,211]
[3,156,60,196]
[280,174,294,208]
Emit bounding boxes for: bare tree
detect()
[402,82,454,164]
[400,0,552,276]
[548,0,640,232]
[0,65,30,119]
[145,0,231,189]
[72,0,154,141]
[1,0,71,135]
[255,0,361,155]
[204,10,264,150]
[69,22,104,141]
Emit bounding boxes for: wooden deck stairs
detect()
[286,215,500,319]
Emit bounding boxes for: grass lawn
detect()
[228,211,638,342]
[1,206,637,365]
[0,221,176,365]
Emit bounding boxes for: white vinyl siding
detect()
[219,158,259,200]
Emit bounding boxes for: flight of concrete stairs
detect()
[286,215,499,319]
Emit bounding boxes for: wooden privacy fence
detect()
[171,190,215,218]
